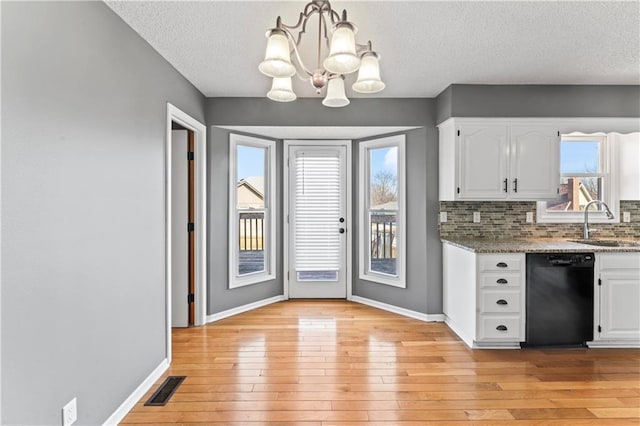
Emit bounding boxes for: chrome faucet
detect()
[583,200,614,240]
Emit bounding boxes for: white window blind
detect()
[294,151,342,272]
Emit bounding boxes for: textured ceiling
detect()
[105,1,640,99]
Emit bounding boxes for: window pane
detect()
[369,211,397,276]
[238,211,265,275]
[560,140,600,174]
[545,176,603,212]
[236,145,265,209]
[236,144,266,276]
[369,147,398,208]
[297,271,338,281]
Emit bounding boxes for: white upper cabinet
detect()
[510,126,560,200]
[458,125,509,199]
[439,118,560,201]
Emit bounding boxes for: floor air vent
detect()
[144,376,186,406]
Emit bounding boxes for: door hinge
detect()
[187,222,194,232]
[187,151,194,161]
[598,325,602,333]
[287,214,289,224]
[557,187,560,194]
[457,130,460,136]
[287,271,290,280]
[188,293,195,304]
[456,187,460,194]
[557,131,560,137]
[598,278,602,286]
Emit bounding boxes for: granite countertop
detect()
[442,238,640,253]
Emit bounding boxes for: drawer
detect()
[477,315,522,341]
[479,272,522,289]
[478,254,523,272]
[479,290,521,313]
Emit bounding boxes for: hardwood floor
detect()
[122,300,640,425]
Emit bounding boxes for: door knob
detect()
[339,228,345,234]
[339,217,345,223]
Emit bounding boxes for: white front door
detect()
[287,142,349,298]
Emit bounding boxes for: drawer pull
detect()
[496,325,508,331]
[496,262,508,268]
[496,299,508,305]
[496,278,508,284]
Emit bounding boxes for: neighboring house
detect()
[236,176,264,209]
[548,178,597,211]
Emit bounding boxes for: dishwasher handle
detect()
[549,259,573,266]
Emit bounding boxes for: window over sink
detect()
[537,134,618,223]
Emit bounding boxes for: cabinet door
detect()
[599,271,640,340]
[458,125,509,199]
[509,126,559,200]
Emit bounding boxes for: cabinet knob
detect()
[496,262,508,268]
[496,278,508,284]
[496,325,508,331]
[496,299,508,305]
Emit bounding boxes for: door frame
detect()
[283,139,352,300]
[166,103,207,362]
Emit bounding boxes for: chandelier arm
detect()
[355,40,374,54]
[279,27,314,77]
[320,9,331,50]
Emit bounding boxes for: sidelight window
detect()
[359,135,406,288]
[229,134,276,287]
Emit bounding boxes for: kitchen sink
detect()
[570,239,640,247]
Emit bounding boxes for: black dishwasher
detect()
[524,253,595,347]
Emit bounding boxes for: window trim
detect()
[536,134,619,224]
[229,134,276,288]
[358,135,406,288]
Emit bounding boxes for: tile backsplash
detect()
[439,200,640,239]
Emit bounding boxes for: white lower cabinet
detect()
[443,243,525,348]
[594,253,640,343]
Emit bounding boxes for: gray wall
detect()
[437,84,640,124]
[353,127,442,314]
[206,98,441,315]
[207,128,284,313]
[1,2,204,425]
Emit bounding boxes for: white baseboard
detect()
[103,358,169,426]
[206,295,286,323]
[588,340,640,348]
[351,296,444,322]
[444,315,474,348]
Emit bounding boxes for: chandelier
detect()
[258,0,385,108]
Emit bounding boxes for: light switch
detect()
[473,212,481,223]
[440,212,447,223]
[526,212,534,223]
[623,211,631,223]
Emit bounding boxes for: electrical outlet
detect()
[623,211,631,223]
[526,212,534,223]
[473,212,481,223]
[62,397,77,426]
[440,211,447,223]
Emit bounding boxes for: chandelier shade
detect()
[323,23,361,75]
[322,77,350,108]
[352,52,385,94]
[259,1,385,107]
[267,77,297,102]
[259,30,296,78]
